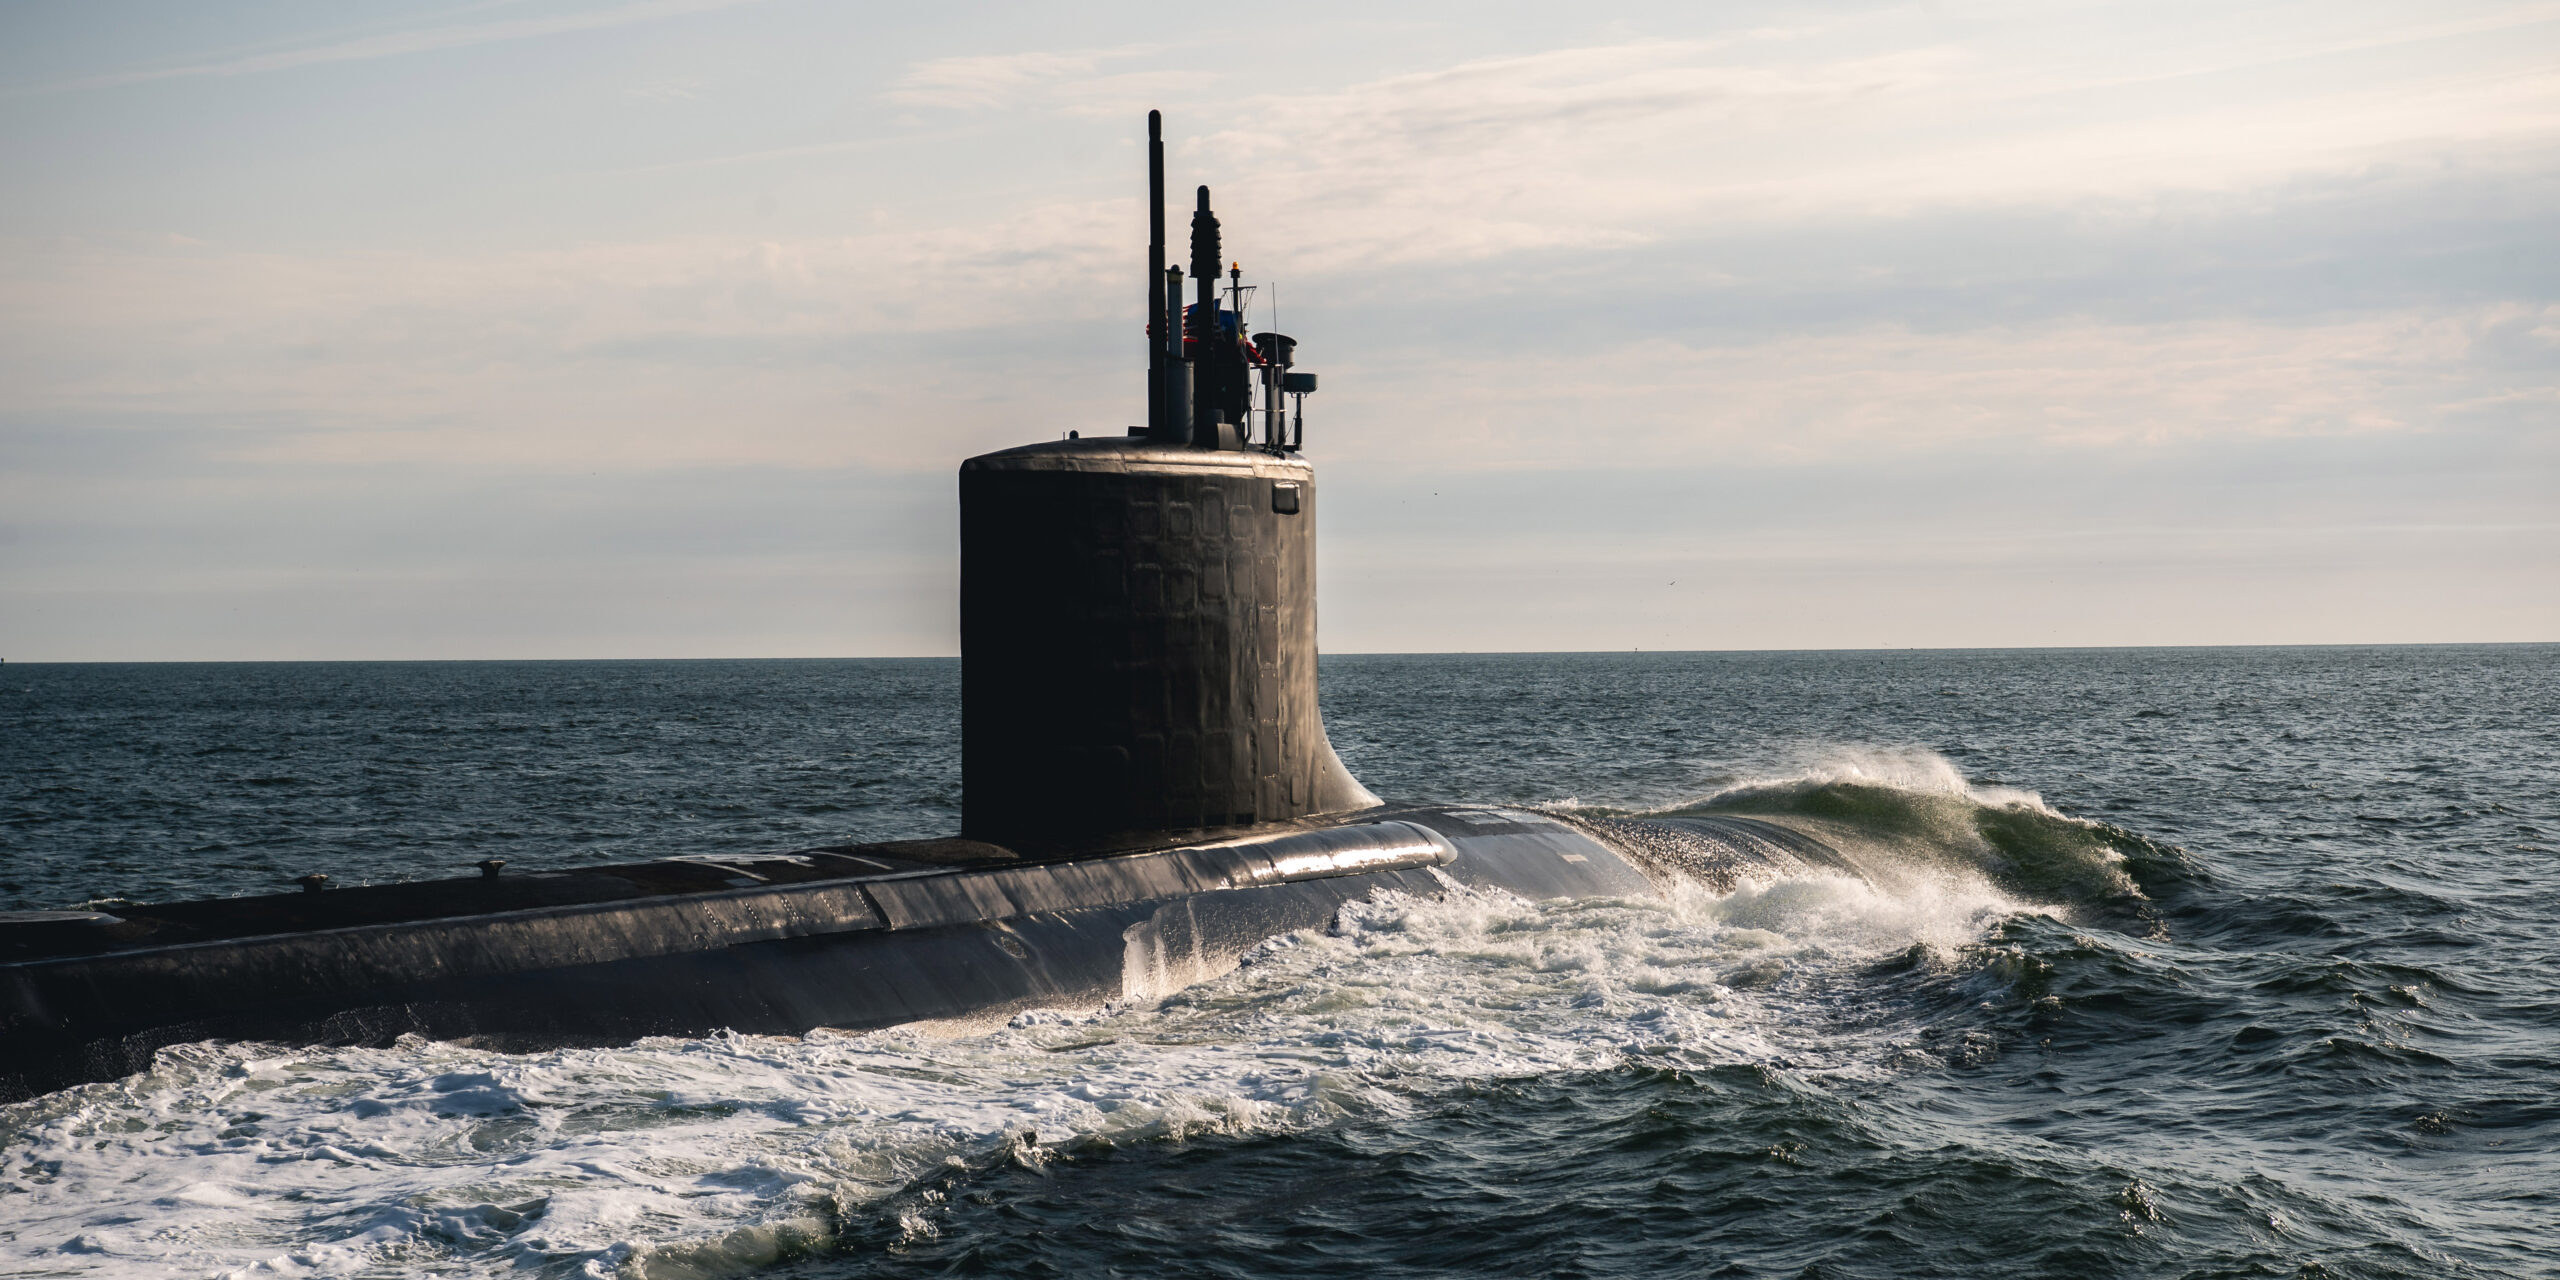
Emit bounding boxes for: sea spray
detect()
[1625,746,2177,929]
[2,866,2051,1277]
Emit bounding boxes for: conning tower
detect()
[960,111,1372,851]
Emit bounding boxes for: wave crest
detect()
[1616,748,2176,927]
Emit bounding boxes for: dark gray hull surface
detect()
[0,807,1833,1102]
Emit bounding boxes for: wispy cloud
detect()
[1326,309,2560,469]
[11,13,2558,474]
[6,0,761,97]
[2001,2,2560,102]
[888,48,1127,111]
[1187,31,2560,276]
[883,44,1210,116]
[626,75,710,102]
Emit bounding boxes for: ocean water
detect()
[1,647,2554,1279]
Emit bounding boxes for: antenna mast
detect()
[1147,111,1164,382]
[1145,111,1191,442]
[1141,114,1308,451]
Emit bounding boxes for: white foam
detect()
[0,870,2033,1279]
[1695,744,2062,816]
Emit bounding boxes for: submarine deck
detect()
[0,807,1830,1102]
[0,811,1477,964]
[3,839,1025,963]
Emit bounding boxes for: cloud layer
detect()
[2,1,2554,656]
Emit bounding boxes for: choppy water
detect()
[2,647,2554,1278]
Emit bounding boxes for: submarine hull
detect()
[0,807,1830,1102]
[0,113,1868,1104]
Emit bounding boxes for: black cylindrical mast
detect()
[1146,114,1192,442]
[1148,111,1164,378]
[1189,185,1223,447]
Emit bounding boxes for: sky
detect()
[1,0,2554,659]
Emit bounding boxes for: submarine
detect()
[0,113,1848,1104]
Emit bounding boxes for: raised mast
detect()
[1145,111,1191,442]
[1147,110,1164,382]
[1189,184,1223,446]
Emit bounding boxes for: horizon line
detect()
[5,640,2553,665]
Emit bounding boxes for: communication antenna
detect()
[1137,117,1311,452]
[1148,111,1163,379]
[1144,111,1190,442]
[1283,368,1316,451]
